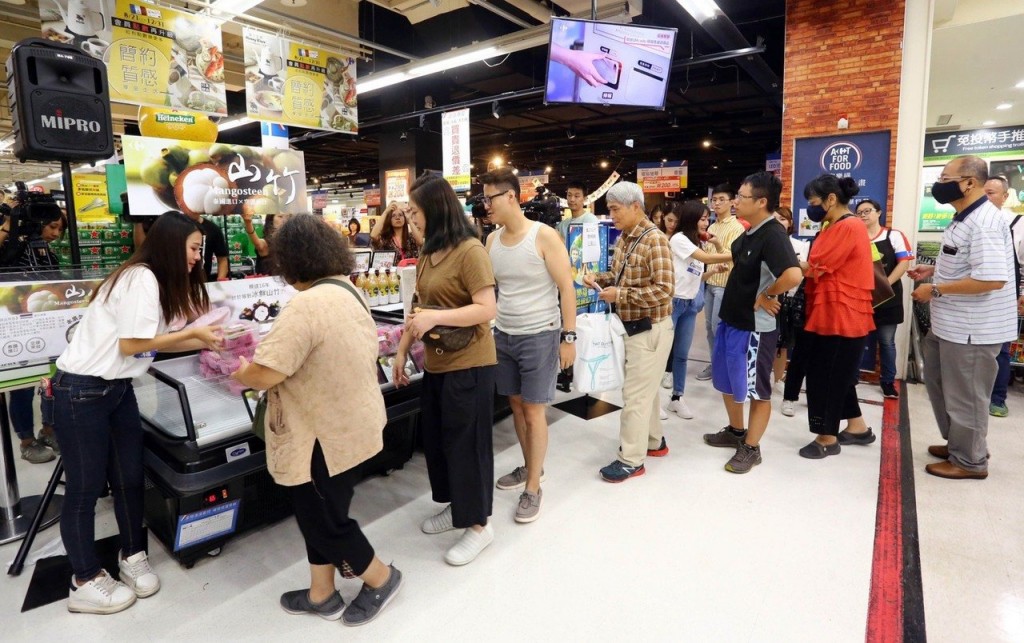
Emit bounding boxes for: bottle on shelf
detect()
[368,270,380,306]
[385,268,398,304]
[392,269,402,303]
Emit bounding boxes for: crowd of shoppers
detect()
[29,155,1019,625]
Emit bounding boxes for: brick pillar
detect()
[781,0,906,211]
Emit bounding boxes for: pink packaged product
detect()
[408,340,425,372]
[376,324,404,356]
[199,321,260,396]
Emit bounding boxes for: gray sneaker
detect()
[342,565,403,627]
[514,488,542,524]
[38,432,60,455]
[495,465,546,491]
[696,364,713,381]
[280,588,345,621]
[703,426,746,448]
[725,443,762,474]
[21,439,55,464]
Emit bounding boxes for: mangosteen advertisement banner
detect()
[121,135,307,218]
[0,278,102,375]
[40,0,228,115]
[242,27,358,134]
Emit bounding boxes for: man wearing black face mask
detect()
[909,155,1017,480]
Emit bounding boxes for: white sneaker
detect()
[67,570,137,614]
[118,550,160,598]
[781,400,796,417]
[660,373,673,389]
[659,407,669,420]
[444,523,494,566]
[666,398,694,419]
[421,504,455,534]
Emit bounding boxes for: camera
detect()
[0,181,62,265]
[466,193,488,219]
[522,185,563,229]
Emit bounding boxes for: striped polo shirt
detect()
[931,196,1018,345]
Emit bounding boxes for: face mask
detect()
[931,179,965,204]
[806,203,828,223]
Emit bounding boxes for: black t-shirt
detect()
[199,217,229,278]
[719,217,799,332]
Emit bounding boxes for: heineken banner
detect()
[243,27,358,134]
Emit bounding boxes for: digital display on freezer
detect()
[544,18,677,109]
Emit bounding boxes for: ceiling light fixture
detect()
[218,117,254,132]
[670,115,678,128]
[511,168,519,175]
[983,120,996,126]
[566,126,576,140]
[409,47,499,78]
[207,0,265,18]
[702,139,712,148]
[1016,80,1024,89]
[491,101,503,119]
[544,166,552,173]
[996,103,1013,110]
[675,0,722,23]
[493,155,503,167]
[357,72,408,94]
[600,160,609,169]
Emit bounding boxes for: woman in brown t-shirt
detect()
[393,173,498,567]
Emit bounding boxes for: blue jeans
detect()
[50,371,147,581]
[671,294,704,396]
[991,342,1010,406]
[7,387,35,441]
[876,324,898,386]
[704,284,725,355]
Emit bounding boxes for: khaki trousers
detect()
[618,317,674,466]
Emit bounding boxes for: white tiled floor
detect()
[1,339,1021,641]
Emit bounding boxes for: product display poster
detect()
[0,278,102,375]
[122,135,307,218]
[72,173,114,224]
[40,0,228,114]
[792,131,891,239]
[637,161,687,192]
[567,223,607,313]
[918,165,956,232]
[385,169,410,204]
[205,277,296,329]
[242,27,358,134]
[442,109,471,192]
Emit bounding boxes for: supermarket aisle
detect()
[1,363,1021,641]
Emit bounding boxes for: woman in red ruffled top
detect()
[798,174,876,459]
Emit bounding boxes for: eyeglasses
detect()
[856,208,877,215]
[937,175,975,183]
[482,189,511,206]
[735,193,758,201]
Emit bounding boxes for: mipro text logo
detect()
[40,109,101,133]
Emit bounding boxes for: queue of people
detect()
[26,154,1020,625]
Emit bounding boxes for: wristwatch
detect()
[560,330,577,344]
[931,284,943,299]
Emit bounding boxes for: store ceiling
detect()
[0,0,788,197]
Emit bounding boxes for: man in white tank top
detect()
[481,168,577,524]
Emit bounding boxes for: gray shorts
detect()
[494,328,561,404]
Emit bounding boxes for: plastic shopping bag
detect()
[573,312,626,393]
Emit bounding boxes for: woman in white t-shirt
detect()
[49,211,222,616]
[664,201,733,419]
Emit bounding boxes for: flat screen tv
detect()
[544,18,677,109]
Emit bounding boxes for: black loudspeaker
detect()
[6,38,114,163]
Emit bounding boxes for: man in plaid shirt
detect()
[583,182,674,482]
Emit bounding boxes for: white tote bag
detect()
[573,312,626,393]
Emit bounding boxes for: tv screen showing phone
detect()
[544,18,677,109]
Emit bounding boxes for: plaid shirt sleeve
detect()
[615,226,674,321]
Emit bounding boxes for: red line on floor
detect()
[865,382,905,642]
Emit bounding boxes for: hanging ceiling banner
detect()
[441,109,471,192]
[637,161,688,193]
[121,134,307,217]
[586,171,621,204]
[242,27,358,135]
[41,0,228,114]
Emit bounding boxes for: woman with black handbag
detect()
[392,173,498,567]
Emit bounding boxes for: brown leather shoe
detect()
[927,444,949,459]
[925,461,988,480]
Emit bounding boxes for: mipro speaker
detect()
[6,38,114,163]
